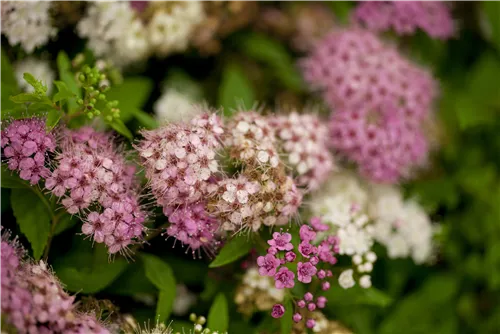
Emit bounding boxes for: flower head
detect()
[271,304,285,318]
[268,232,293,251]
[338,269,356,289]
[274,267,295,289]
[257,254,280,277]
[354,1,455,39]
[1,117,56,185]
[297,262,317,283]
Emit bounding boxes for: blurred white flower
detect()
[14,58,55,95]
[154,89,201,124]
[1,1,57,53]
[338,269,355,289]
[77,2,150,67]
[172,284,196,316]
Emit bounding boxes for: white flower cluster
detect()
[154,90,200,125]
[148,1,205,56]
[77,1,204,67]
[311,171,436,288]
[237,267,285,303]
[1,1,57,53]
[77,2,149,68]
[14,58,55,95]
[368,184,435,264]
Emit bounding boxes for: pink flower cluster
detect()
[257,219,339,327]
[270,112,335,190]
[354,1,455,39]
[138,111,303,251]
[45,127,146,254]
[302,29,436,182]
[1,117,56,184]
[1,231,109,333]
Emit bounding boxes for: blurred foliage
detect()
[1,2,500,333]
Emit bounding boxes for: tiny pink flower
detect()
[297,261,317,283]
[257,254,280,277]
[274,267,295,289]
[304,292,313,301]
[271,304,285,319]
[298,241,317,258]
[322,281,331,291]
[310,216,329,231]
[268,232,293,251]
[285,251,296,262]
[293,313,302,323]
[299,224,316,242]
[268,246,278,255]
[297,300,306,308]
[307,303,316,311]
[306,319,316,329]
[317,270,326,279]
[317,296,327,309]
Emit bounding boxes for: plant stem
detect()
[42,211,64,261]
[130,223,170,253]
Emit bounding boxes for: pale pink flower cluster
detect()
[354,1,455,39]
[270,112,335,190]
[302,29,436,182]
[1,231,109,333]
[1,118,56,184]
[138,111,304,250]
[45,127,146,254]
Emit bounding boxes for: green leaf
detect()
[207,293,229,333]
[104,259,157,296]
[106,77,153,123]
[280,298,293,334]
[110,119,133,140]
[142,254,176,323]
[46,108,63,130]
[324,285,393,308]
[218,64,255,116]
[480,2,500,53]
[328,1,355,24]
[10,92,52,105]
[57,51,80,112]
[1,165,29,189]
[209,235,253,268]
[53,80,75,102]
[53,239,128,293]
[53,214,78,236]
[1,49,17,89]
[132,109,158,129]
[23,73,47,94]
[10,188,51,259]
[238,33,304,92]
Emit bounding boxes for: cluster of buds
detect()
[257,220,339,328]
[291,310,353,334]
[1,117,56,185]
[45,127,147,254]
[1,230,109,333]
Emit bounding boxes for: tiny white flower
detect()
[359,275,372,289]
[338,269,356,289]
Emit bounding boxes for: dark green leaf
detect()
[110,119,133,140]
[1,49,17,88]
[207,293,229,332]
[324,285,393,308]
[280,298,293,334]
[53,240,128,293]
[11,188,51,259]
[57,51,80,112]
[132,109,158,129]
[218,64,255,116]
[53,214,78,236]
[46,108,63,130]
[106,77,153,123]
[480,2,500,53]
[238,34,304,92]
[209,235,253,268]
[1,165,29,189]
[104,259,157,296]
[142,254,176,323]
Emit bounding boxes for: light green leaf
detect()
[281,298,293,334]
[10,92,52,105]
[1,165,29,189]
[57,51,80,112]
[106,77,153,123]
[207,293,229,333]
[218,64,255,116]
[110,119,133,140]
[53,80,75,102]
[156,289,174,324]
[209,235,253,268]
[11,188,51,259]
[53,240,128,293]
